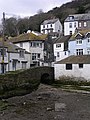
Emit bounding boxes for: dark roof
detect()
[9,32,47,43]
[54,35,71,44]
[55,55,90,64]
[65,13,90,22]
[42,18,59,25]
[0,39,30,53]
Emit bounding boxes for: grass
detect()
[52,76,90,92]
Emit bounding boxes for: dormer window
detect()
[69,16,74,20]
[56,44,61,48]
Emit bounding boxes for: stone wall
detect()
[0,66,54,98]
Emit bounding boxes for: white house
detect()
[68,30,90,56]
[64,13,90,36]
[54,35,71,62]
[10,32,47,67]
[0,40,30,73]
[41,18,62,35]
[54,55,90,81]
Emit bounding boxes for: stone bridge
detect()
[27,66,54,84]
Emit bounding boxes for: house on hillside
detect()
[10,32,47,67]
[41,18,62,35]
[0,40,30,73]
[68,30,90,56]
[64,13,90,36]
[54,55,90,81]
[54,35,71,62]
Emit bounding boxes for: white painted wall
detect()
[54,63,90,81]
[64,21,78,36]
[54,43,69,61]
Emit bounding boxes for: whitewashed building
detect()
[54,55,90,81]
[0,40,30,73]
[64,13,90,36]
[54,35,71,62]
[10,32,47,67]
[41,18,62,35]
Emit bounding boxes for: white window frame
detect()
[76,49,83,55]
[76,39,82,45]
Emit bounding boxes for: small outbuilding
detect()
[54,55,90,81]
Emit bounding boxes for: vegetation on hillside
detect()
[1,0,90,37]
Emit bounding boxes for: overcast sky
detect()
[0,0,71,20]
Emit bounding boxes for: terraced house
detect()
[64,13,90,36]
[0,39,30,73]
[10,32,48,67]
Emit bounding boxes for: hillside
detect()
[29,0,90,31]
[3,0,90,37]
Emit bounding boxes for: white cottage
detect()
[0,40,30,73]
[41,18,62,34]
[64,13,90,36]
[10,32,47,67]
[54,35,71,62]
[54,55,90,81]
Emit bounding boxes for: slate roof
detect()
[55,55,90,64]
[41,18,59,25]
[54,35,71,44]
[9,32,47,43]
[65,13,90,22]
[0,39,30,54]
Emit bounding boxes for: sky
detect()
[0,0,71,20]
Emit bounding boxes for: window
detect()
[79,64,83,68]
[87,38,90,43]
[43,25,45,28]
[50,24,52,27]
[32,53,36,60]
[37,53,40,58]
[70,31,72,35]
[0,48,6,56]
[57,52,60,57]
[74,22,76,27]
[76,39,82,45]
[20,43,23,47]
[79,22,81,27]
[66,64,72,70]
[87,48,90,54]
[76,49,83,55]
[84,22,87,27]
[19,50,24,58]
[47,25,48,28]
[56,44,61,48]
[65,51,67,55]
[69,23,72,28]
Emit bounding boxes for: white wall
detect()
[54,43,69,61]
[64,21,78,36]
[54,64,90,81]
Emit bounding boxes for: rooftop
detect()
[9,32,47,43]
[42,18,59,25]
[65,13,90,22]
[55,55,90,64]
